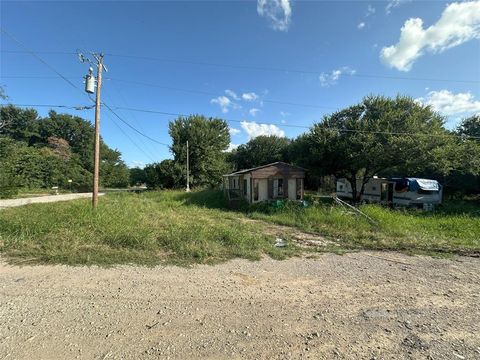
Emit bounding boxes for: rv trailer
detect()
[336,177,442,208]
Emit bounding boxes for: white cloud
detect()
[357,22,366,30]
[380,1,480,72]
[242,92,259,101]
[229,127,241,136]
[225,89,239,100]
[319,66,356,87]
[416,90,480,116]
[280,111,290,117]
[240,121,285,139]
[249,108,261,116]
[386,0,411,15]
[210,96,240,113]
[257,0,292,32]
[226,143,240,152]
[366,4,375,17]
[130,160,146,169]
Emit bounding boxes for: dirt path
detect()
[0,193,104,209]
[1,253,479,359]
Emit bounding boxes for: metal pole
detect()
[92,55,103,209]
[186,140,190,192]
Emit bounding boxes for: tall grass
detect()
[248,199,480,255]
[0,191,294,266]
[1,190,478,266]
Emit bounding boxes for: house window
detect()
[243,179,247,195]
[296,178,303,200]
[277,178,284,196]
[253,179,259,201]
[339,184,344,190]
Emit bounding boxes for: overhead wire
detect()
[5,102,480,141]
[1,74,338,110]
[2,49,479,84]
[2,39,479,144]
[107,79,170,158]
[1,29,169,150]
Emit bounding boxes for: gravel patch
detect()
[0,193,104,209]
[0,252,479,359]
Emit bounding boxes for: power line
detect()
[104,111,157,163]
[102,102,170,147]
[114,106,480,140]
[3,39,478,143]
[1,74,337,110]
[107,81,163,159]
[2,49,479,84]
[5,102,480,140]
[103,53,480,84]
[0,103,94,110]
[107,78,337,110]
[0,30,170,150]
[0,32,80,90]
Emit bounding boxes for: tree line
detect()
[138,96,480,201]
[2,95,479,200]
[0,105,129,198]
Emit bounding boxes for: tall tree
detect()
[169,115,230,187]
[457,115,480,138]
[0,105,40,144]
[308,95,450,203]
[230,135,291,170]
[144,160,185,189]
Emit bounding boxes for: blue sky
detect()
[1,0,479,168]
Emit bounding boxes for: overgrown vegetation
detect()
[0,191,295,266]
[0,105,130,198]
[0,190,478,266]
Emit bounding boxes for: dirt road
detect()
[0,193,104,209]
[0,253,479,359]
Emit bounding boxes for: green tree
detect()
[129,167,147,186]
[308,95,450,203]
[230,135,290,170]
[457,115,480,138]
[0,105,40,144]
[169,115,230,187]
[144,160,184,189]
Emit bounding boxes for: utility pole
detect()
[82,52,106,209]
[92,54,103,209]
[186,140,190,192]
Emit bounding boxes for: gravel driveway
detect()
[0,193,104,209]
[0,252,479,359]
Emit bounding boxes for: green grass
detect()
[248,198,480,256]
[0,191,296,266]
[0,189,478,266]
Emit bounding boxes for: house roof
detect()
[223,162,306,177]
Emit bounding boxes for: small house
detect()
[223,162,306,204]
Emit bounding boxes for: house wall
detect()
[244,173,251,202]
[288,179,296,200]
[257,179,268,202]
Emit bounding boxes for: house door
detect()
[273,179,284,198]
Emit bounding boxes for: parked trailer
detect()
[336,177,442,209]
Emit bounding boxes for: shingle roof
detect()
[223,162,306,177]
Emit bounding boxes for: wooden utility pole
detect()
[186,140,190,192]
[92,54,103,209]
